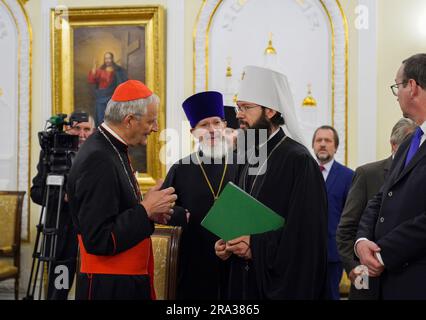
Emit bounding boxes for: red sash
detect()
[78,235,156,299]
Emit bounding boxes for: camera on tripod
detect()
[25,112,88,300]
[38,112,88,174]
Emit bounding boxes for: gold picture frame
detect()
[51,6,166,192]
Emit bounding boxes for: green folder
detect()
[201,182,285,241]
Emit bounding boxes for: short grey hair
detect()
[390,118,416,146]
[104,93,160,124]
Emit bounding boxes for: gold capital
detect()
[226,57,233,77]
[264,32,277,55]
[302,84,317,107]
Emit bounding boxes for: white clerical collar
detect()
[102,122,128,145]
[268,127,280,141]
[318,158,334,172]
[259,127,280,149]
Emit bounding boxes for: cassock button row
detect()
[380,217,385,223]
[388,191,393,197]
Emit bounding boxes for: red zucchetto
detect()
[111,80,153,102]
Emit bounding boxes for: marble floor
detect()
[0,279,75,300]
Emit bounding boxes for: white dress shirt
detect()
[317,159,334,182]
[420,121,426,146]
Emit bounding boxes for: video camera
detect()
[38,112,88,174]
[25,112,89,300]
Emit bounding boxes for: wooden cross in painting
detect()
[120,32,141,70]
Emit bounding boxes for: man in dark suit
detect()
[356,53,426,299]
[313,125,354,300]
[336,118,416,300]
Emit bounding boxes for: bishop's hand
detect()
[215,239,232,261]
[142,179,177,224]
[226,235,252,260]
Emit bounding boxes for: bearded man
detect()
[312,125,354,300]
[215,66,328,300]
[162,91,238,300]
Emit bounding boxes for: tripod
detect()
[24,173,66,300]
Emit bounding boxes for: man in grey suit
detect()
[336,117,415,299]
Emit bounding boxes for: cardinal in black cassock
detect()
[163,92,238,300]
[216,66,328,300]
[67,80,175,300]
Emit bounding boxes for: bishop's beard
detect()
[239,110,273,149]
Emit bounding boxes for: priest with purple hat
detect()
[162,91,238,300]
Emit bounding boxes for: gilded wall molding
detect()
[51,6,166,192]
[1,0,32,241]
[193,0,349,164]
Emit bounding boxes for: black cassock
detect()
[163,152,238,300]
[67,126,154,300]
[228,128,328,300]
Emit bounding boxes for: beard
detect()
[240,109,274,134]
[253,111,273,131]
[315,151,332,163]
[239,110,274,148]
[199,136,231,161]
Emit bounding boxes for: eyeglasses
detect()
[235,105,260,113]
[390,81,407,96]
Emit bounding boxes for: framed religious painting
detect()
[51,6,166,191]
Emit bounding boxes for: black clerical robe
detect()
[163,152,238,300]
[67,125,155,300]
[228,128,328,300]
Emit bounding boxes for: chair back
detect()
[0,191,25,255]
[151,225,182,300]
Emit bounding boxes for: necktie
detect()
[404,127,424,168]
[319,165,325,172]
